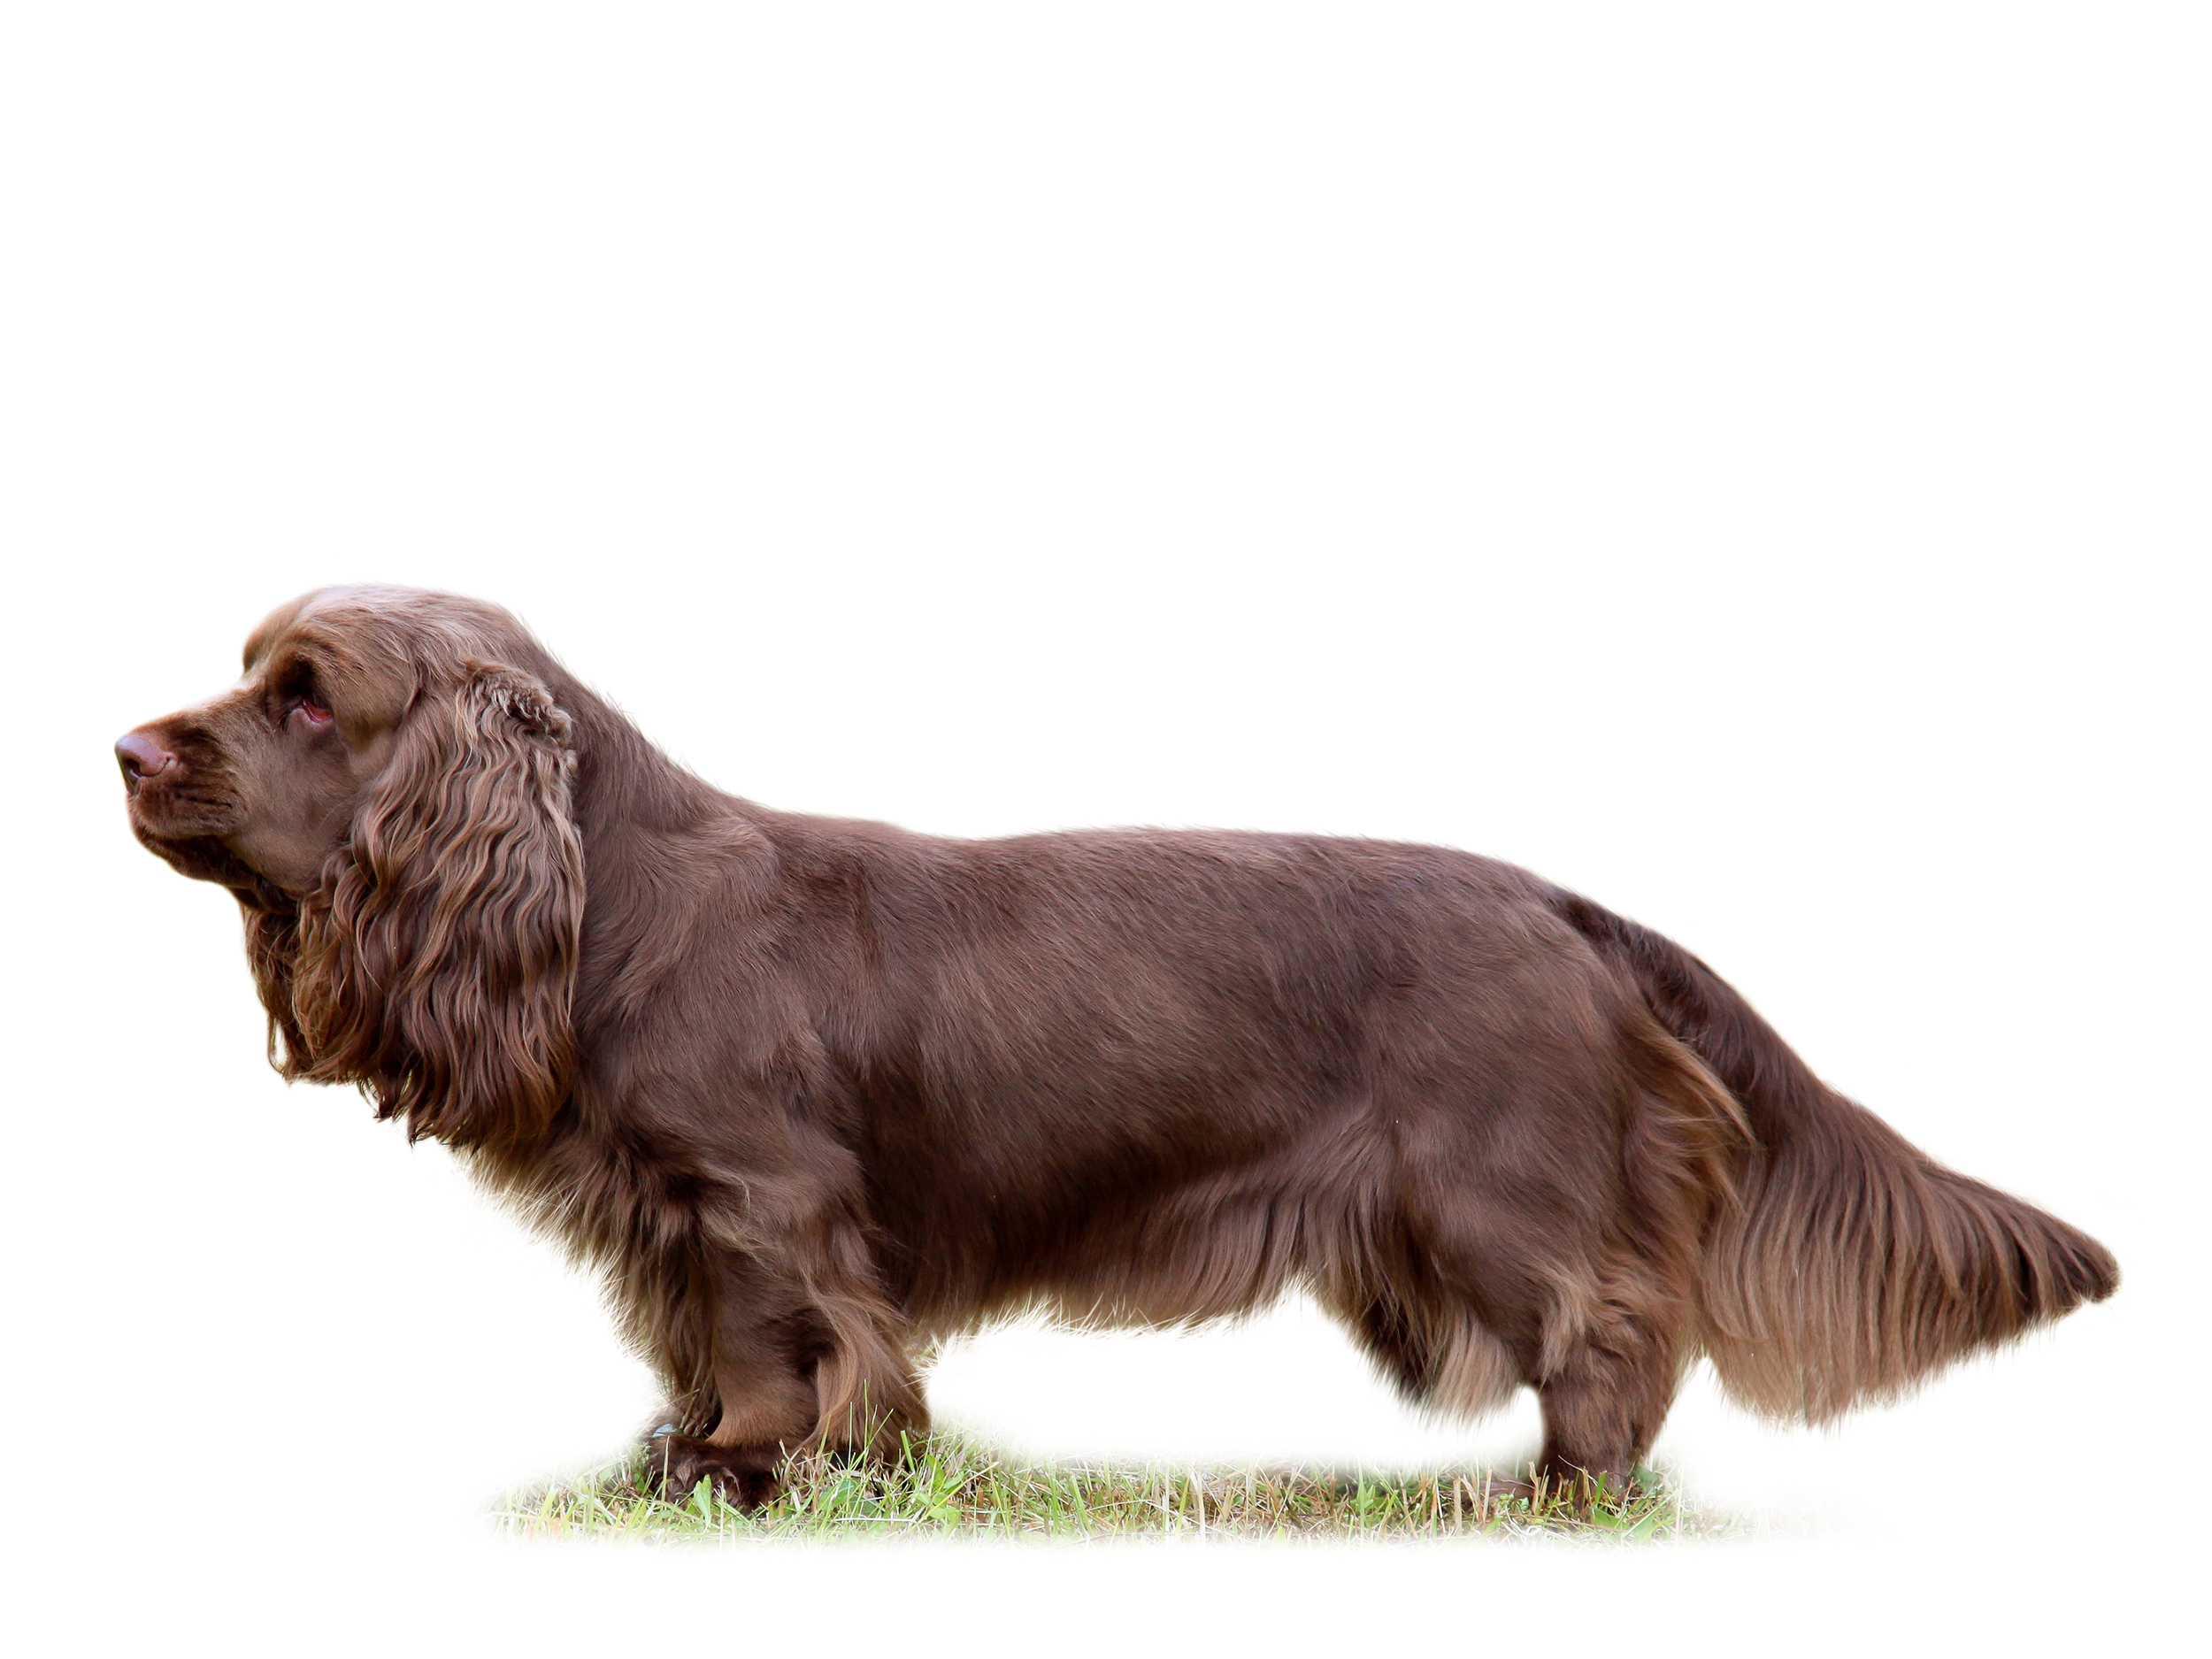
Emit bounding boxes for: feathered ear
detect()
[283,658,586,1150]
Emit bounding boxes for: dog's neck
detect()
[557,679,721,837]
[554,675,779,1033]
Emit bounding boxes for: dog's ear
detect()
[281,658,585,1150]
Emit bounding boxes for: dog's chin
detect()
[134,828,294,911]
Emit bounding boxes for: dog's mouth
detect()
[127,780,236,856]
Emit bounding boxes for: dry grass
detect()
[495,1435,1740,1543]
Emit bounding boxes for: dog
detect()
[117,584,2118,1503]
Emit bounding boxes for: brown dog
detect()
[118,585,2117,1503]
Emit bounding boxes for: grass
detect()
[495,1435,1740,1543]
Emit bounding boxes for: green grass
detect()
[495,1435,1740,1542]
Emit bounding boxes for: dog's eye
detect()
[288,695,333,727]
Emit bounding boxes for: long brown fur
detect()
[1548,895,2121,1422]
[117,586,2118,1501]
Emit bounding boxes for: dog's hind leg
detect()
[1312,1203,1523,1431]
[1529,1293,1684,1496]
[1368,1180,1690,1500]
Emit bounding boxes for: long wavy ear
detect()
[288,658,585,1150]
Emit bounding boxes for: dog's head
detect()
[118,586,585,1148]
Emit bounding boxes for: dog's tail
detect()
[1551,888,2118,1424]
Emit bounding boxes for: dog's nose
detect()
[116,730,175,792]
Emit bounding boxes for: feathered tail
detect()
[1552,890,2118,1423]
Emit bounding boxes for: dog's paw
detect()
[648,1431,784,1510]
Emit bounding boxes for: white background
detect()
[3,4,2202,1652]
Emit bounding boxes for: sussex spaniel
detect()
[118,586,2117,1503]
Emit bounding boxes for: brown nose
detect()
[116,730,176,792]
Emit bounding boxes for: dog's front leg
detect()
[648,1245,820,1510]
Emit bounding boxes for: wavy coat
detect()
[118,586,2118,1502]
